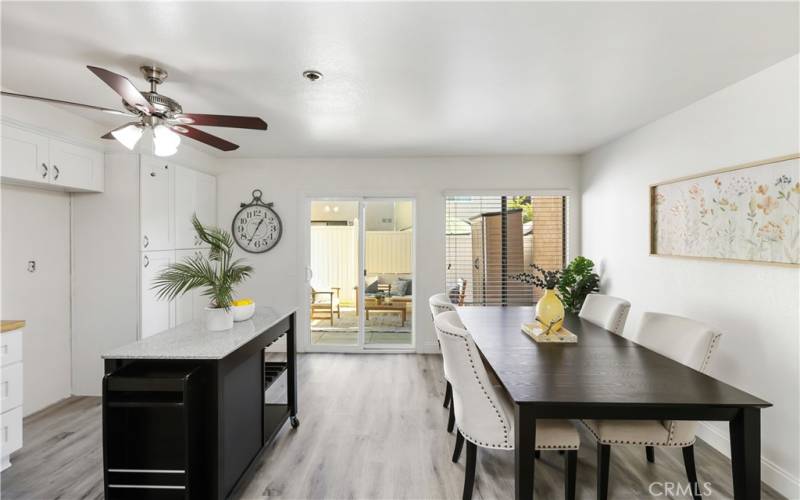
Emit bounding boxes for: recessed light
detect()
[303,70,323,82]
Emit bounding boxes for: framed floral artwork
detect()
[650,153,800,266]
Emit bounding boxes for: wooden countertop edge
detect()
[1,320,26,333]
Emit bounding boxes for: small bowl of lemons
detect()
[232,299,255,322]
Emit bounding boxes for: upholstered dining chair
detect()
[582,312,722,500]
[578,293,631,335]
[429,293,458,432]
[434,311,580,500]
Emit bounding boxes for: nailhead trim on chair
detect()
[664,330,721,445]
[438,325,580,451]
[438,325,513,449]
[581,420,695,447]
[611,304,630,335]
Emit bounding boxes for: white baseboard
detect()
[697,422,799,499]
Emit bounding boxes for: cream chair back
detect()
[578,294,631,335]
[429,293,456,318]
[635,312,721,372]
[635,312,722,444]
[434,311,514,450]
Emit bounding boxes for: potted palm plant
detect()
[152,215,253,331]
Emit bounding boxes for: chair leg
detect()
[682,445,701,500]
[463,441,477,500]
[597,444,611,500]
[534,450,541,459]
[646,446,655,463]
[565,450,577,500]
[447,401,455,433]
[443,380,452,409]
[452,429,464,463]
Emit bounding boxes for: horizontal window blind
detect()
[445,195,568,306]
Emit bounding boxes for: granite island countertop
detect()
[102,306,296,360]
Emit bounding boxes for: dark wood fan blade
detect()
[174,113,267,130]
[101,132,114,139]
[172,125,239,151]
[1,91,135,117]
[87,66,154,115]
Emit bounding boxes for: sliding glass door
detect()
[307,198,414,350]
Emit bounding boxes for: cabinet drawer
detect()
[1,406,23,457]
[1,331,22,367]
[0,363,22,413]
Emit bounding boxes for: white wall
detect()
[1,96,219,399]
[0,185,71,415]
[1,97,107,414]
[581,55,800,497]
[216,155,581,352]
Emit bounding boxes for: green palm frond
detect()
[152,215,252,309]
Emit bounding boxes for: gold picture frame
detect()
[649,153,800,267]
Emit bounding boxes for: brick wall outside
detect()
[531,196,565,300]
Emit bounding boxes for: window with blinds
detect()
[445,195,568,306]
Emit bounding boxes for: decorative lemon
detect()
[233,298,254,306]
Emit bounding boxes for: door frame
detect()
[300,195,417,353]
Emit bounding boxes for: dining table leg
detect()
[514,404,535,500]
[729,407,760,499]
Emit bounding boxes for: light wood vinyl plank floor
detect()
[0,354,784,499]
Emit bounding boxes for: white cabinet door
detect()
[173,249,210,325]
[48,138,104,192]
[1,406,23,464]
[195,172,217,242]
[140,251,175,338]
[174,168,217,249]
[0,124,49,183]
[174,166,198,249]
[140,157,174,251]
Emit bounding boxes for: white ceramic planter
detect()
[205,307,234,331]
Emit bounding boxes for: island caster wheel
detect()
[290,416,300,428]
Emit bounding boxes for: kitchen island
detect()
[102,307,297,500]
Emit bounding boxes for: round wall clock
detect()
[232,189,282,253]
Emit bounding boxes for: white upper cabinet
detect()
[174,165,197,249]
[1,124,49,183]
[174,166,217,249]
[140,157,174,251]
[48,138,104,191]
[0,122,104,192]
[196,172,217,231]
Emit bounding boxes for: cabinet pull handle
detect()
[2,381,8,398]
[41,163,48,178]
[3,425,7,443]
[53,165,60,180]
[143,235,150,248]
[143,255,150,268]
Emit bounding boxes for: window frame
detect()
[444,189,571,307]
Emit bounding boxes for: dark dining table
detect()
[456,306,771,500]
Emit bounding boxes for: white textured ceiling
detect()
[1,2,798,158]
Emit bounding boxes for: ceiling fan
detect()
[0,65,267,156]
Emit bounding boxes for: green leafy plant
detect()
[557,256,600,313]
[152,215,253,309]
[510,264,562,289]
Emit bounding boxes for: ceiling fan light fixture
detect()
[110,122,144,150]
[153,124,181,157]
